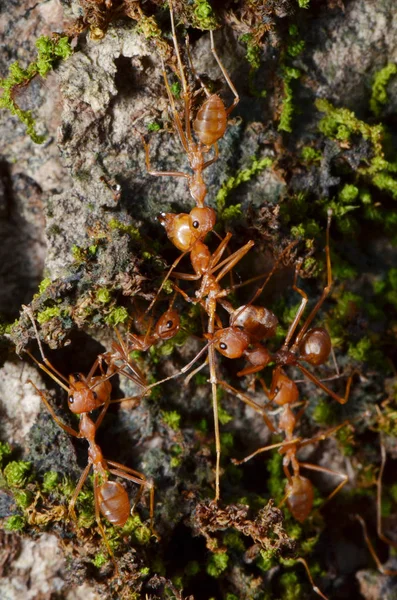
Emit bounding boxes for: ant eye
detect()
[166,320,174,329]
[69,396,74,404]
[274,387,279,394]
[192,220,200,229]
[73,373,81,381]
[220,342,227,350]
[93,391,98,400]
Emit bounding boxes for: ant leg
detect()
[27,380,80,438]
[295,557,329,600]
[140,130,189,179]
[26,351,70,393]
[218,379,277,432]
[356,514,397,576]
[207,305,221,502]
[69,463,92,522]
[299,462,348,505]
[297,363,355,405]
[298,420,352,449]
[291,210,333,350]
[93,473,118,572]
[203,143,219,170]
[145,250,189,314]
[213,240,255,283]
[231,438,300,465]
[281,258,308,349]
[209,30,239,115]
[93,398,111,431]
[185,34,211,98]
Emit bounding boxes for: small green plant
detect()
[370,63,397,116]
[0,36,72,142]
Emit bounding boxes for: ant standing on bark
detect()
[23,306,156,574]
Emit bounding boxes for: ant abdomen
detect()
[98,481,130,527]
[231,305,278,342]
[285,475,314,523]
[193,95,227,147]
[299,327,331,366]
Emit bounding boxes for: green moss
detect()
[206,552,229,577]
[0,36,72,142]
[0,442,11,467]
[4,461,32,488]
[92,552,107,567]
[147,121,161,132]
[42,471,59,492]
[4,515,26,531]
[14,489,33,509]
[338,184,359,203]
[279,570,303,600]
[37,306,61,324]
[170,81,181,98]
[96,288,112,303]
[193,0,217,30]
[137,16,162,39]
[370,63,397,116]
[222,204,242,221]
[71,244,86,263]
[223,530,245,552]
[162,410,181,430]
[297,0,310,7]
[104,306,129,326]
[300,146,322,164]
[134,524,152,544]
[216,156,273,215]
[278,66,301,133]
[38,278,52,294]
[108,218,141,240]
[347,336,372,362]
[312,398,337,426]
[257,548,277,571]
[60,476,75,499]
[240,34,261,71]
[140,566,150,576]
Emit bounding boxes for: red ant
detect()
[212,210,355,405]
[23,306,156,573]
[142,0,239,209]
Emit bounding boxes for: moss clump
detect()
[147,121,161,132]
[37,306,61,324]
[108,218,141,240]
[301,146,322,164]
[4,461,32,488]
[216,156,273,215]
[14,489,34,509]
[42,471,59,492]
[104,306,129,326]
[38,278,52,294]
[4,515,26,531]
[206,552,229,577]
[278,67,301,133]
[0,36,72,142]
[193,0,217,30]
[92,552,107,567]
[96,288,112,303]
[0,442,11,467]
[162,410,181,430]
[370,63,397,116]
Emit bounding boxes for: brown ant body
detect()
[24,308,157,572]
[212,211,354,405]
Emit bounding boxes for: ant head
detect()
[213,327,250,359]
[159,212,195,251]
[189,206,216,237]
[298,327,331,366]
[68,374,101,414]
[270,368,299,406]
[231,305,278,342]
[285,475,314,523]
[155,308,180,340]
